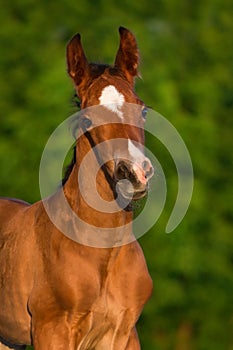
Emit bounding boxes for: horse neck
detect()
[63,134,133,231]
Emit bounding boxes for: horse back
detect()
[0,197,30,227]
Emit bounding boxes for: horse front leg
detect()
[32,323,74,350]
[125,327,141,350]
[31,312,93,350]
[110,310,141,350]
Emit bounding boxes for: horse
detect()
[0,27,154,349]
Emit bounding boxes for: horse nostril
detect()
[115,160,153,185]
[141,160,154,180]
[142,160,149,171]
[115,161,131,180]
[145,166,154,179]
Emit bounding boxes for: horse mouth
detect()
[132,188,148,200]
[116,181,148,201]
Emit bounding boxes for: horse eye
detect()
[81,117,92,130]
[141,107,148,119]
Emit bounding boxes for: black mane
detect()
[62,92,80,186]
[62,146,76,186]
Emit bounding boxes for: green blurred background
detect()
[0,1,232,349]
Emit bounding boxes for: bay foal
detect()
[0,27,154,349]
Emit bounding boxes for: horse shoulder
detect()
[107,241,153,315]
[29,220,103,314]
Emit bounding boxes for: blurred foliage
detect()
[0,0,232,349]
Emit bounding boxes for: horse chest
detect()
[48,243,152,318]
[68,244,152,318]
[69,251,152,349]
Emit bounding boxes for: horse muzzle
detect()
[114,159,154,200]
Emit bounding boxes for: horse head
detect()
[66,27,154,204]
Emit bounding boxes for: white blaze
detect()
[128,139,145,162]
[128,140,152,184]
[99,85,125,118]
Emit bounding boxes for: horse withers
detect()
[0,27,154,349]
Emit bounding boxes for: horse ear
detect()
[114,27,140,86]
[66,33,89,95]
